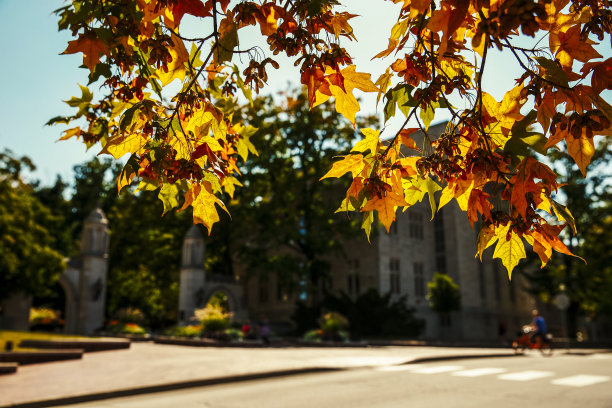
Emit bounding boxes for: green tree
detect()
[522,138,612,338]
[0,150,65,302]
[105,188,191,329]
[210,90,376,304]
[427,272,461,334]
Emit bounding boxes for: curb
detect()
[405,352,523,364]
[0,367,342,408]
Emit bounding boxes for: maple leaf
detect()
[482,85,527,146]
[313,66,379,125]
[158,183,180,215]
[99,133,147,159]
[62,35,109,72]
[556,25,602,67]
[351,128,380,155]
[180,182,229,234]
[492,223,526,280]
[156,34,189,86]
[320,154,366,180]
[361,191,407,233]
[566,131,595,177]
[165,0,212,29]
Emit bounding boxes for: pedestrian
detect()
[259,319,270,345]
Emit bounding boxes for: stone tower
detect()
[62,207,110,334]
[178,225,206,325]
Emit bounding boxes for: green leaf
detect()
[551,200,577,235]
[422,177,442,219]
[158,183,180,215]
[533,57,569,88]
[361,210,374,242]
[383,84,415,122]
[420,104,435,131]
[504,110,547,163]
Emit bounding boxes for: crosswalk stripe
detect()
[498,371,554,381]
[551,375,611,387]
[375,365,423,372]
[411,365,464,374]
[452,368,507,377]
[588,354,612,360]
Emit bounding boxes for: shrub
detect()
[194,303,233,332]
[166,325,203,338]
[106,320,147,335]
[29,307,63,331]
[114,307,146,325]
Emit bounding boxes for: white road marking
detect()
[452,368,507,377]
[375,365,423,372]
[410,365,464,374]
[551,375,611,387]
[498,371,554,381]
[589,354,612,360]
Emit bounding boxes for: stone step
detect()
[0,349,83,365]
[0,362,18,375]
[19,338,130,352]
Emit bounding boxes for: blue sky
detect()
[0,1,607,186]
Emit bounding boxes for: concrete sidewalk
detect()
[0,342,602,408]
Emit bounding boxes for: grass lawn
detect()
[0,331,90,351]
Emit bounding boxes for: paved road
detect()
[62,353,612,408]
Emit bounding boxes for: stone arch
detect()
[58,273,78,334]
[202,285,239,314]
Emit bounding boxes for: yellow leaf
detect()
[99,133,147,159]
[492,223,526,280]
[158,183,180,215]
[566,133,594,177]
[155,34,189,86]
[351,128,380,155]
[320,154,365,180]
[222,176,242,199]
[181,183,229,235]
[475,223,497,261]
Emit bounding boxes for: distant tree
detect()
[211,90,376,303]
[105,188,191,329]
[427,272,461,332]
[0,150,65,302]
[293,289,425,339]
[522,138,612,337]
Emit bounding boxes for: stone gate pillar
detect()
[178,225,205,325]
[71,207,110,334]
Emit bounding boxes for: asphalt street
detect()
[60,352,612,408]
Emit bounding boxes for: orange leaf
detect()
[557,25,602,64]
[399,128,420,152]
[62,35,109,72]
[361,191,407,233]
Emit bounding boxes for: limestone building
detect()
[243,123,536,340]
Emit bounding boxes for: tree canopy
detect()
[0,151,65,301]
[50,0,612,279]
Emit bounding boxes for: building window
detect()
[409,211,424,240]
[390,222,398,235]
[259,275,269,303]
[414,262,425,298]
[434,209,446,273]
[389,258,401,294]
